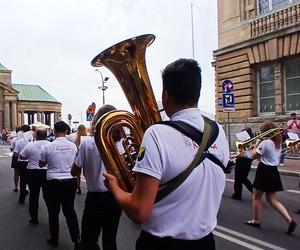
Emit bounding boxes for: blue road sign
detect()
[223,93,235,112]
[86,113,94,121]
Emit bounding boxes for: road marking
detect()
[226,178,234,183]
[216,225,287,250]
[286,189,300,194]
[213,231,264,250]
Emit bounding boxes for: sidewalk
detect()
[251,158,300,177]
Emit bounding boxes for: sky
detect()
[0,0,217,127]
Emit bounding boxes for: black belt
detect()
[48,178,75,182]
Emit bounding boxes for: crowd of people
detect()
[4,58,299,250]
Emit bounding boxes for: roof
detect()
[12,84,60,103]
[0,62,10,72]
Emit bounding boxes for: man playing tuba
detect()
[104,59,230,250]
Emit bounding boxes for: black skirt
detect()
[253,162,283,192]
[10,155,18,169]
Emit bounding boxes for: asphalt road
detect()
[0,145,300,250]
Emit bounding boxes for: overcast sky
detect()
[0,0,217,126]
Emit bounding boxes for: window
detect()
[258,66,275,113]
[258,0,295,15]
[285,58,300,111]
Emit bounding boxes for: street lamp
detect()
[191,2,200,59]
[95,69,109,105]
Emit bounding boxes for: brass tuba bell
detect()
[91,34,162,192]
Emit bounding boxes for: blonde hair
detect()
[259,121,282,149]
[75,124,87,148]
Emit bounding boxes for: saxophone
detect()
[91,34,162,192]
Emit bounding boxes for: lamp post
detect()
[191,2,200,59]
[95,69,109,105]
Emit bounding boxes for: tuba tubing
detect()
[91,34,162,192]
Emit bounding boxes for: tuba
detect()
[91,34,162,192]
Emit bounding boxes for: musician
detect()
[10,126,22,192]
[13,124,33,204]
[245,121,297,234]
[74,124,88,195]
[231,127,253,200]
[104,59,230,250]
[71,105,122,250]
[19,128,50,224]
[39,120,80,249]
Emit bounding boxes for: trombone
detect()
[280,138,300,156]
[231,128,284,159]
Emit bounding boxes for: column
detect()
[21,112,24,125]
[37,112,41,122]
[0,111,3,130]
[54,112,58,123]
[274,62,283,115]
[45,113,50,126]
[11,102,17,129]
[4,101,11,129]
[41,113,45,124]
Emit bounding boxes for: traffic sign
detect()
[86,113,94,121]
[221,79,233,93]
[222,93,235,112]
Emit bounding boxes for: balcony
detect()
[250,3,300,37]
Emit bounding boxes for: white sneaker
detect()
[279,163,284,167]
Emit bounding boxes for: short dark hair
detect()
[21,124,31,132]
[35,129,48,140]
[162,58,201,105]
[291,112,297,116]
[54,121,69,134]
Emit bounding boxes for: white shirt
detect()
[14,131,34,155]
[75,136,108,192]
[132,108,229,240]
[40,137,77,180]
[10,137,18,151]
[20,140,50,170]
[256,139,281,166]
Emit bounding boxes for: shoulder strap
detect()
[154,117,212,203]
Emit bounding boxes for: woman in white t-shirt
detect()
[245,121,297,234]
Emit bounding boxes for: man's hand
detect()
[103,172,120,191]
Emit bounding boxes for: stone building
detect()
[0,62,61,130]
[214,0,300,148]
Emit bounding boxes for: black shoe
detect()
[74,240,81,250]
[286,220,297,235]
[231,194,242,201]
[76,188,81,195]
[47,238,59,247]
[294,209,300,214]
[13,188,18,192]
[18,200,25,204]
[29,218,39,225]
[25,190,29,196]
[244,220,261,228]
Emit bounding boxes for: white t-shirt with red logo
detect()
[40,137,77,180]
[20,140,50,170]
[132,108,229,240]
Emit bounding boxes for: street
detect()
[0,145,299,250]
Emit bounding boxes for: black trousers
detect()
[80,192,122,250]
[136,231,215,250]
[233,157,253,198]
[18,161,28,203]
[44,178,80,243]
[27,169,46,221]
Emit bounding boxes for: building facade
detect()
[214,0,300,147]
[0,62,61,130]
